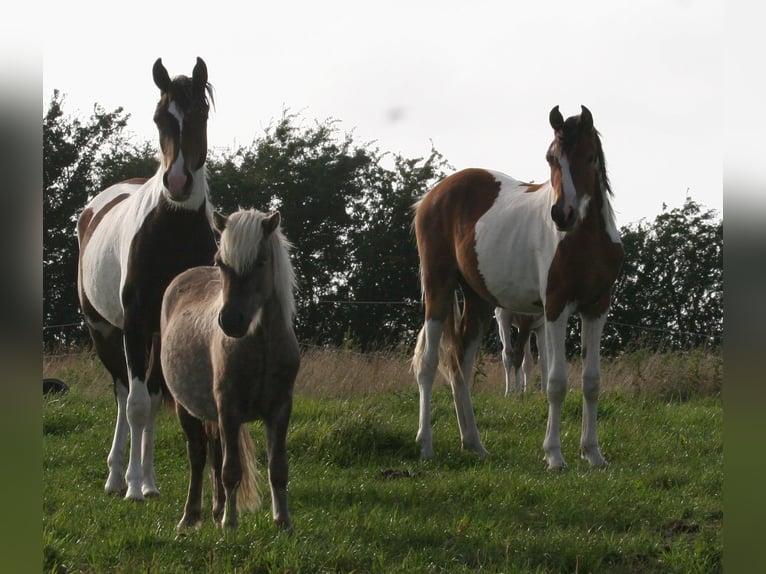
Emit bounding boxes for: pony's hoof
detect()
[582,448,608,468]
[176,516,201,534]
[544,450,567,471]
[104,475,127,495]
[124,486,145,501]
[142,486,161,498]
[462,439,489,458]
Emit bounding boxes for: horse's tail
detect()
[235,424,262,512]
[412,293,463,385]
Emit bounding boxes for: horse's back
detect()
[161,266,220,421]
[416,168,559,312]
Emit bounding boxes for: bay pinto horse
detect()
[412,106,623,469]
[161,209,300,531]
[77,57,218,500]
[494,309,547,395]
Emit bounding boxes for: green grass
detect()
[43,351,722,573]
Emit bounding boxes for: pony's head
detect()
[546,105,610,232]
[152,57,214,202]
[213,209,296,338]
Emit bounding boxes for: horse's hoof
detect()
[125,487,145,501]
[582,447,608,468]
[142,487,161,498]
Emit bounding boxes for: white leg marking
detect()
[521,339,533,393]
[140,390,163,496]
[451,335,488,456]
[414,319,443,460]
[105,382,129,494]
[536,326,549,394]
[543,313,570,470]
[125,376,150,500]
[580,313,608,467]
[495,309,516,396]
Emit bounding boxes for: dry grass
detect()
[43,346,723,402]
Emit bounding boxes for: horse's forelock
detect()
[219,210,265,275]
[219,209,296,323]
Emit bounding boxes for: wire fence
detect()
[43,299,722,360]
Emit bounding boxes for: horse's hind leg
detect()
[450,289,490,457]
[494,308,515,396]
[514,318,532,393]
[413,317,444,460]
[265,400,293,531]
[176,404,206,531]
[86,321,129,495]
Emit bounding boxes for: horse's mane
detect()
[219,209,296,324]
[169,75,216,111]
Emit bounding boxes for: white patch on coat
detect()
[474,171,563,312]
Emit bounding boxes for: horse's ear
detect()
[580,105,593,132]
[213,211,227,234]
[192,57,208,92]
[549,105,564,132]
[153,58,171,92]
[263,211,281,235]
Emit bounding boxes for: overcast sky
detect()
[41,0,722,226]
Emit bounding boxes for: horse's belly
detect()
[80,226,125,328]
[162,352,218,421]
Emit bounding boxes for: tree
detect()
[607,197,723,353]
[345,151,450,349]
[205,112,449,348]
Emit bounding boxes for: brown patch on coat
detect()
[545,194,624,321]
[414,168,502,321]
[523,182,545,193]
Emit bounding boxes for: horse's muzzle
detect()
[218,308,248,339]
[163,170,193,202]
[551,204,576,232]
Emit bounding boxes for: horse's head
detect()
[213,209,287,338]
[152,57,213,202]
[546,105,604,232]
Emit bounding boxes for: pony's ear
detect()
[153,58,171,92]
[213,211,228,234]
[580,105,593,132]
[192,57,208,93]
[263,211,281,235]
[549,105,564,132]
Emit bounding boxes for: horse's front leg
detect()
[122,317,154,500]
[219,416,242,529]
[265,400,294,531]
[543,312,570,470]
[176,404,206,531]
[580,313,608,468]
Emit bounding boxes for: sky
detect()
[40,0,723,227]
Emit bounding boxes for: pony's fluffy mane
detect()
[219,209,296,323]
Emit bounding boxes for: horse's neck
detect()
[576,185,621,245]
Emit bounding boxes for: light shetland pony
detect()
[412,106,623,470]
[495,309,547,395]
[77,57,218,500]
[161,209,300,531]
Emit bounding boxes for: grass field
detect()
[43,348,722,573]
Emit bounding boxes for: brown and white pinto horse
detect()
[77,57,218,500]
[412,106,623,469]
[494,309,547,395]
